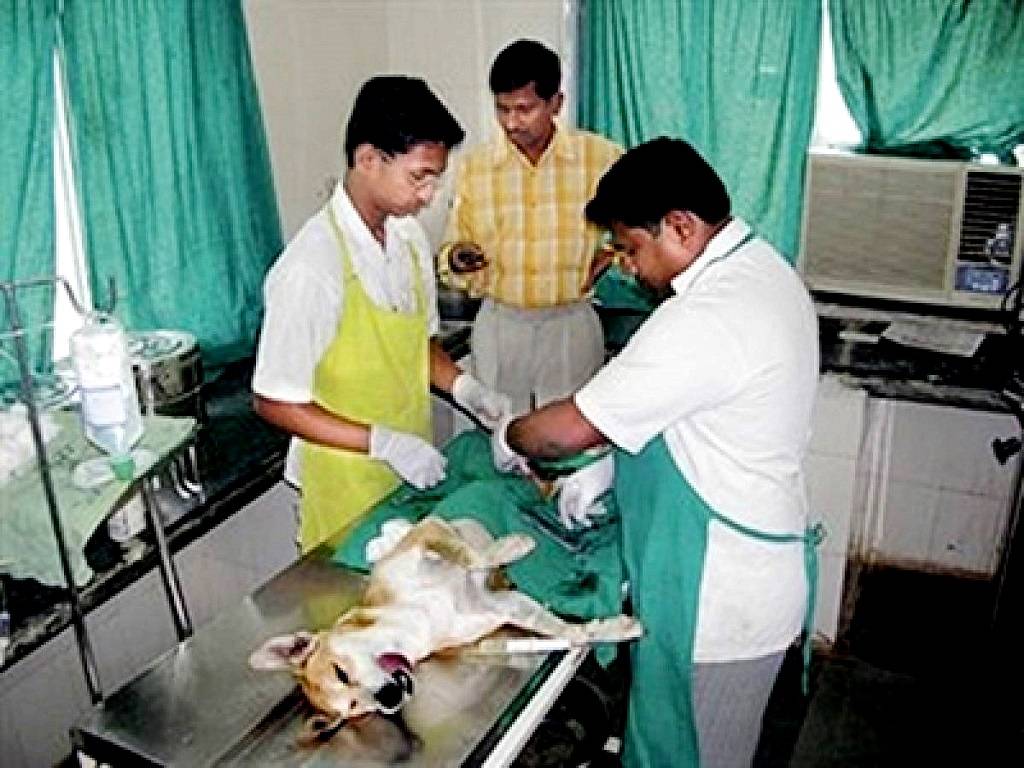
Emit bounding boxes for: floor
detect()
[516,567,1024,767]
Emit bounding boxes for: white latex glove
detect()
[369,425,447,490]
[452,373,511,431]
[555,453,615,530]
[491,416,531,475]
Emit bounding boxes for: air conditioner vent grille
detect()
[957,171,1022,263]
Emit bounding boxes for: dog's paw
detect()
[583,615,644,643]
[481,533,536,568]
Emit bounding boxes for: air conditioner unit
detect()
[798,149,1024,311]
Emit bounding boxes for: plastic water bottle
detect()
[985,222,1013,264]
[70,312,143,479]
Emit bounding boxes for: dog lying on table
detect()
[249,516,642,738]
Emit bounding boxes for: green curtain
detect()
[830,0,1024,161]
[59,0,282,367]
[0,1,56,382]
[578,0,821,261]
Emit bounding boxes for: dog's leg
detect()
[477,534,535,569]
[486,590,591,641]
[487,591,644,645]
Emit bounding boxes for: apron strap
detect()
[324,203,426,314]
[710,510,827,694]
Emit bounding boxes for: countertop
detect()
[814,302,1019,413]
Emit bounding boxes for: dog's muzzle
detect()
[374,668,414,713]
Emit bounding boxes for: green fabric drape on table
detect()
[59,0,282,367]
[829,0,1024,161]
[578,0,821,261]
[333,431,625,634]
[0,1,56,382]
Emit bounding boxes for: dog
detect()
[249,516,642,738]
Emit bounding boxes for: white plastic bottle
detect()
[70,312,143,478]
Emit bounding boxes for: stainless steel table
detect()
[71,546,585,767]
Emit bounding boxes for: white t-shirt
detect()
[575,218,820,662]
[252,183,439,485]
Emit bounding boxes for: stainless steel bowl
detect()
[128,330,205,422]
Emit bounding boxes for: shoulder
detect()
[454,140,500,172]
[265,211,341,294]
[570,129,623,159]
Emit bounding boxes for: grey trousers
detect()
[469,298,604,414]
[692,651,786,768]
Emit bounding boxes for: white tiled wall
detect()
[866,400,1018,575]
[805,375,869,645]
[0,481,298,768]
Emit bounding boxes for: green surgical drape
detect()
[830,0,1024,161]
[578,0,821,261]
[60,0,282,366]
[0,0,56,379]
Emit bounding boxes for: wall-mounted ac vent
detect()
[798,151,1024,311]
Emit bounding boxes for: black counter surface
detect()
[817,315,1019,412]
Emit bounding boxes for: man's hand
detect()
[449,241,488,274]
[491,416,531,475]
[369,426,447,489]
[582,244,617,292]
[554,454,615,530]
[452,373,511,431]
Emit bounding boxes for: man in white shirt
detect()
[493,137,820,767]
[253,76,509,553]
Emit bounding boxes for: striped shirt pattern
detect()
[440,127,622,309]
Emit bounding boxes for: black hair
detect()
[488,39,561,99]
[585,137,731,230]
[344,76,465,167]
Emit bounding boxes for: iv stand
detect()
[0,275,114,704]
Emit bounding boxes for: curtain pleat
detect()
[579,0,821,261]
[60,0,282,366]
[830,0,1024,160]
[0,0,56,381]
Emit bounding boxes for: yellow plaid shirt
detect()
[439,126,622,309]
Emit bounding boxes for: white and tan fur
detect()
[250,516,641,736]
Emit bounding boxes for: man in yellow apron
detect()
[493,138,821,767]
[253,76,510,553]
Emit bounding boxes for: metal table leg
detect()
[139,478,193,640]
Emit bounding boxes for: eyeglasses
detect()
[379,151,442,193]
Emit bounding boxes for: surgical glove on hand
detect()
[452,373,511,431]
[491,416,531,475]
[555,453,615,530]
[369,426,447,490]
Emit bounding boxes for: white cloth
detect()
[575,218,819,663]
[470,298,604,414]
[252,183,440,485]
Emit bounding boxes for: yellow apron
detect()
[298,206,431,553]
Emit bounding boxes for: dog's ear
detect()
[249,631,318,671]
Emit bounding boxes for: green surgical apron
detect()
[615,436,822,767]
[298,206,431,553]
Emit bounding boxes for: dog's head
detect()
[249,629,415,735]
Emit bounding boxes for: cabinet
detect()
[0,482,298,768]
[849,398,1017,576]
